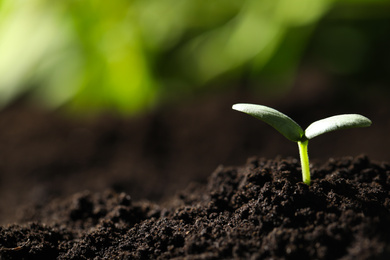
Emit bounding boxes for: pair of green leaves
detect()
[232,103,371,142]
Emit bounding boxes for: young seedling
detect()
[232,103,372,185]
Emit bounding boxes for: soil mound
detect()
[1,155,389,259]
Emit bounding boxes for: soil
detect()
[0,81,390,259]
[1,156,390,259]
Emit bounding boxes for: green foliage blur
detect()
[0,0,388,115]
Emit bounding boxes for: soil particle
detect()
[1,155,389,259]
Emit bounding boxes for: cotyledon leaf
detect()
[232,103,304,142]
[304,114,372,140]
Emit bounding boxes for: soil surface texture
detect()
[1,155,390,259]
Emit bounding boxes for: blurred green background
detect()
[0,0,389,115]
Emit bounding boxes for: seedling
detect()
[232,103,372,185]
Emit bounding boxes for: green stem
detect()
[297,140,310,185]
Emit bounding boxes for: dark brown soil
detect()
[0,83,390,259]
[1,155,390,259]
